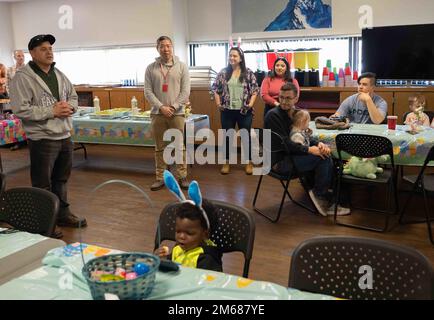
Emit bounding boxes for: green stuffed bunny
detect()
[343,155,389,179]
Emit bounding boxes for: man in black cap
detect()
[9,35,87,238]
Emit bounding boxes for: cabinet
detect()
[109,91,128,108]
[109,89,148,110]
[92,90,110,110]
[79,87,148,110]
[125,91,148,110]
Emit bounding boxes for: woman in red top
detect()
[260,57,300,122]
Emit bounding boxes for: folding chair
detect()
[253,131,315,223]
[289,236,434,300]
[334,134,399,232]
[399,145,434,244]
[0,187,59,237]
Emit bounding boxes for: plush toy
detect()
[343,155,389,179]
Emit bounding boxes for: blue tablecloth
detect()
[0,243,335,300]
[311,123,434,166]
[72,114,209,146]
[0,229,65,285]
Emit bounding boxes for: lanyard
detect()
[160,63,172,84]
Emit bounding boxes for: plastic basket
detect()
[82,252,160,300]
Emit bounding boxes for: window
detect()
[25,46,158,85]
[190,37,362,78]
[189,43,227,73]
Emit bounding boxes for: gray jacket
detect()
[9,63,77,141]
[144,56,190,115]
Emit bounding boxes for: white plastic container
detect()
[131,96,138,115]
[93,96,100,113]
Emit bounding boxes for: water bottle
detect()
[93,96,100,113]
[131,96,138,115]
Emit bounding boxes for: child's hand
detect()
[318,142,331,157]
[154,245,170,258]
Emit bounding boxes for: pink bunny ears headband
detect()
[229,36,242,48]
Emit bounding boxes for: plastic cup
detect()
[387,116,398,130]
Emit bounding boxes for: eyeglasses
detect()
[279,95,297,101]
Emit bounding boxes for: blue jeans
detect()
[275,154,333,197]
[220,109,253,160]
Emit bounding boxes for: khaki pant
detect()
[151,114,187,181]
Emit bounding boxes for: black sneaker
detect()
[57,214,87,228]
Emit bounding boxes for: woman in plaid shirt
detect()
[211,47,259,175]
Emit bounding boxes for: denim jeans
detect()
[27,138,73,218]
[274,154,333,197]
[220,109,253,160]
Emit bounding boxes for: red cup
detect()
[387,116,398,130]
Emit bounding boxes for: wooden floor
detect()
[1,143,433,287]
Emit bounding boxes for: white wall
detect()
[187,0,232,42]
[0,3,14,66]
[171,0,188,62]
[11,0,174,50]
[188,0,434,41]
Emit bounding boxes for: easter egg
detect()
[134,263,149,276]
[115,268,126,279]
[126,272,138,280]
[99,274,124,282]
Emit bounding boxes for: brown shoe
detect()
[178,177,189,190]
[150,180,165,191]
[57,213,87,228]
[245,162,253,175]
[220,164,230,175]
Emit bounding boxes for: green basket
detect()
[82,252,160,300]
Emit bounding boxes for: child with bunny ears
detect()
[155,170,223,272]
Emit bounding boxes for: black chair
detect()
[399,145,434,244]
[154,200,255,278]
[0,187,59,237]
[334,134,399,232]
[402,111,434,124]
[253,131,315,223]
[288,236,434,300]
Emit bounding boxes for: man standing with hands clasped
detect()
[10,34,87,238]
[145,36,191,191]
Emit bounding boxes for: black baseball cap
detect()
[28,34,56,51]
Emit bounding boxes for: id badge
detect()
[162,84,168,92]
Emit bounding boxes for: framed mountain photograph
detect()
[232,0,332,32]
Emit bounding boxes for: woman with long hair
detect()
[211,47,259,175]
[0,63,8,99]
[261,56,300,121]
